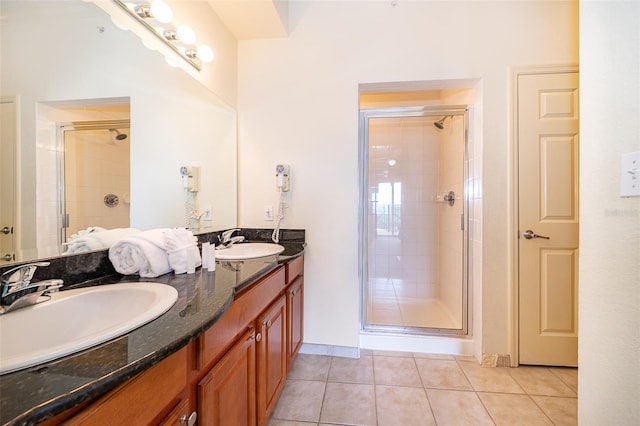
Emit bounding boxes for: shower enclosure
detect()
[359,106,469,335]
[58,121,131,245]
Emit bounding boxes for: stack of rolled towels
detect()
[64,227,141,254]
[108,228,201,278]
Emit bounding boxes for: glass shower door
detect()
[360,107,468,335]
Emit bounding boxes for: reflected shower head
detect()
[434,116,448,129]
[109,129,128,140]
[434,115,452,130]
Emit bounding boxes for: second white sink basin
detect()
[0,282,178,375]
[215,243,285,260]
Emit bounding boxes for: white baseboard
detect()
[299,343,360,359]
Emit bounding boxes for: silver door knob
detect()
[523,230,550,240]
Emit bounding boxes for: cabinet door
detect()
[256,295,287,426]
[286,276,304,372]
[198,329,256,426]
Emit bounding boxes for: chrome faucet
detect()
[0,262,63,314]
[216,228,245,250]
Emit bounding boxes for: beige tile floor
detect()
[269,351,577,426]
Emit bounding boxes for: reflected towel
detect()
[64,227,141,254]
[165,228,201,274]
[108,229,172,278]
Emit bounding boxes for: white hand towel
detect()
[108,229,172,278]
[64,227,141,254]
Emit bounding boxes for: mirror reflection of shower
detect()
[434,115,453,130]
[108,128,128,142]
[60,121,131,245]
[360,105,469,336]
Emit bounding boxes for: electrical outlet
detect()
[203,206,212,221]
[264,205,273,221]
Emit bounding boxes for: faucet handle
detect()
[1,262,50,286]
[221,228,240,241]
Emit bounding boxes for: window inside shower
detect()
[359,105,469,335]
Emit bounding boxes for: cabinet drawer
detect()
[285,256,304,283]
[64,347,187,425]
[199,267,285,370]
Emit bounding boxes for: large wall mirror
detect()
[0,1,238,265]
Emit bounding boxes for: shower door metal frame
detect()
[358,105,471,337]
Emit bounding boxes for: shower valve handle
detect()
[522,230,550,240]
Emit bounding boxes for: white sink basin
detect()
[215,243,285,260]
[0,282,178,375]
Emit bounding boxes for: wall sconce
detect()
[114,0,214,71]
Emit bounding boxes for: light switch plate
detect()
[264,205,273,221]
[620,151,640,197]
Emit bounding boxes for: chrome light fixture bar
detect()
[113,0,214,71]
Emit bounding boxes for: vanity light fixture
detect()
[197,45,214,63]
[176,25,196,45]
[115,0,215,71]
[149,0,173,23]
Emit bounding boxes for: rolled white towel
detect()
[108,229,172,278]
[165,228,201,274]
[64,227,141,254]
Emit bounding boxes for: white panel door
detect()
[0,99,16,264]
[518,72,579,367]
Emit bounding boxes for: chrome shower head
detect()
[434,115,452,130]
[109,129,128,140]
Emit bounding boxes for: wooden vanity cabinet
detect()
[256,295,287,425]
[285,256,304,372]
[196,266,286,426]
[45,256,303,426]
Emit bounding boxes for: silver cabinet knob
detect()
[522,230,550,240]
[1,227,10,235]
[180,412,197,426]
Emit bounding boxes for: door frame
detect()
[509,64,579,367]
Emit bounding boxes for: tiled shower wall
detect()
[367,114,465,327]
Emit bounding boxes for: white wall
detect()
[238,1,578,351]
[579,1,640,423]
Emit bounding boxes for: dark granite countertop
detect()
[0,240,305,426]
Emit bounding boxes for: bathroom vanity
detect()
[0,240,305,426]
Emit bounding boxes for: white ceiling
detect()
[206,0,289,40]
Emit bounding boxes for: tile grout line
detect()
[453,356,496,425]
[412,352,439,426]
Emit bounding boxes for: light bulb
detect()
[197,45,214,63]
[150,0,173,23]
[176,25,196,45]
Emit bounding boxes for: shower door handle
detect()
[522,230,550,240]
